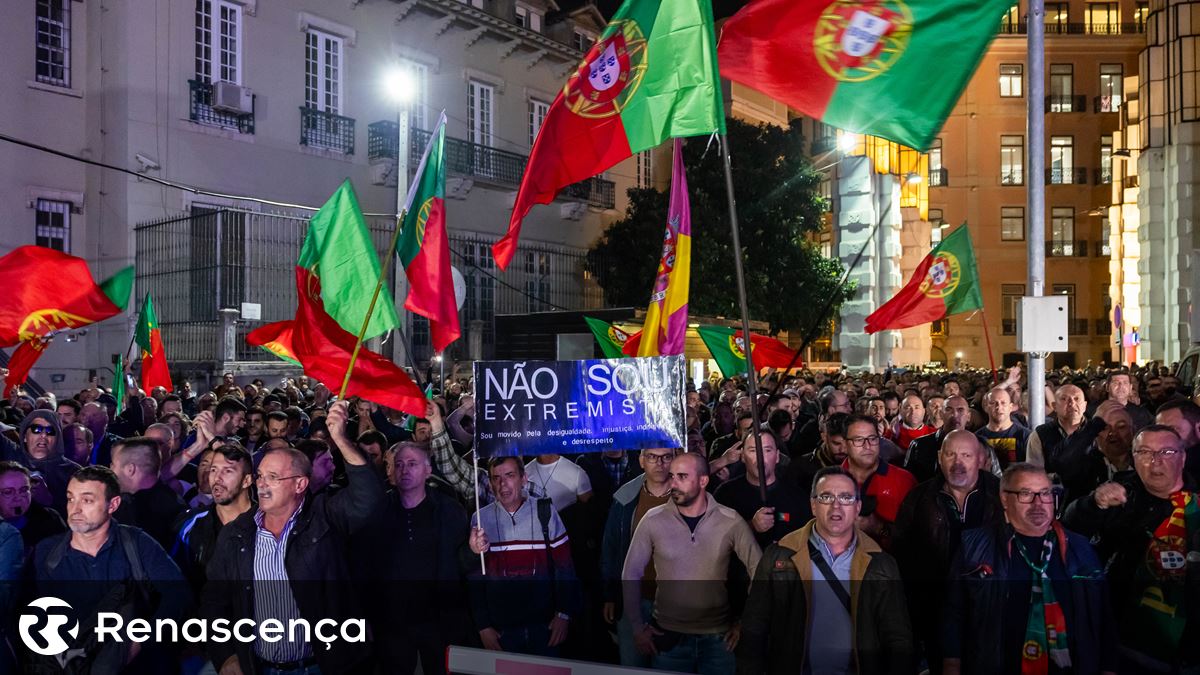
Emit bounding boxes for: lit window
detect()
[1000,64,1023,97]
[1001,206,1025,241]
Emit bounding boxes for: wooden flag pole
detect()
[338,210,409,400]
[719,134,770,505]
[979,308,999,384]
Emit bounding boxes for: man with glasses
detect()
[1063,424,1199,671]
[201,400,384,675]
[0,460,65,557]
[739,466,912,674]
[602,446,677,666]
[944,464,1116,675]
[842,414,916,551]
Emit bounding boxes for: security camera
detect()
[135,153,160,172]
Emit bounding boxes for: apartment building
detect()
[1,0,640,390]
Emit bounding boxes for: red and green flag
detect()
[695,325,801,378]
[298,180,399,339]
[494,0,725,270]
[246,321,300,366]
[0,246,133,395]
[134,293,173,392]
[584,316,635,359]
[717,0,1013,151]
[866,224,982,333]
[398,111,460,353]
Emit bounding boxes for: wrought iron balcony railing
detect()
[929,168,949,187]
[300,107,355,154]
[188,80,254,134]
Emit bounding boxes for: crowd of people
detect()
[0,361,1196,675]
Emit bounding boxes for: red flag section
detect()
[246,321,301,366]
[290,267,427,416]
[0,246,133,346]
[4,338,50,397]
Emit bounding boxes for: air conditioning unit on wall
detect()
[213,81,253,115]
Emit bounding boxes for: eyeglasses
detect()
[814,492,859,505]
[1003,488,1058,504]
[0,486,30,498]
[846,435,880,448]
[255,473,304,487]
[1133,448,1182,463]
[28,425,56,437]
[642,453,675,465]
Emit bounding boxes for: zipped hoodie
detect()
[621,491,761,634]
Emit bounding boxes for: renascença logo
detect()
[17,596,366,655]
[19,597,79,656]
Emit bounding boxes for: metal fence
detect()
[134,208,609,368]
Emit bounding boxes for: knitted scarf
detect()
[1015,535,1071,674]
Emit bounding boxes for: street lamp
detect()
[905,171,923,185]
[383,66,416,367]
[837,133,859,153]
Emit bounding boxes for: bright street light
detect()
[837,133,858,153]
[905,171,923,185]
[383,68,416,104]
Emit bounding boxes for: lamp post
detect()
[383,67,415,367]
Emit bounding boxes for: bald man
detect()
[1027,384,1087,469]
[975,387,1031,469]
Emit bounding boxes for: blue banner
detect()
[473,355,687,457]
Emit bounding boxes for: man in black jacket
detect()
[171,441,254,590]
[202,401,384,675]
[356,440,470,675]
[1062,424,1200,672]
[738,467,912,675]
[905,396,973,483]
[0,410,80,514]
[111,436,186,551]
[893,430,1004,674]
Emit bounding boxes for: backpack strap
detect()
[43,533,72,573]
[118,526,147,582]
[536,498,559,608]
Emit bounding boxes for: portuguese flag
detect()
[4,338,51,398]
[0,246,133,346]
[299,180,399,339]
[584,316,635,359]
[134,293,173,392]
[246,321,300,366]
[493,0,725,270]
[398,112,460,353]
[717,0,1013,151]
[866,225,982,333]
[696,325,800,378]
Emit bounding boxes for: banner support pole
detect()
[719,134,768,505]
[980,309,999,384]
[473,451,485,575]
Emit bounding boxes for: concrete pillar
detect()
[218,308,240,372]
[469,319,485,362]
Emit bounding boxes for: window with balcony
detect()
[515,3,543,32]
[469,80,495,176]
[928,139,946,186]
[1099,139,1113,184]
[573,30,596,52]
[1000,63,1024,97]
[1001,5,1022,33]
[301,30,353,154]
[1001,135,1024,185]
[1049,64,1074,111]
[1086,2,1119,34]
[529,98,549,147]
[1098,64,1123,112]
[1045,3,1069,32]
[1002,284,1025,334]
[399,59,430,131]
[1002,206,1025,241]
[1049,136,1074,184]
[1054,284,1085,334]
[35,0,71,87]
[195,0,241,85]
[35,199,71,252]
[1135,1,1149,31]
[1051,207,1076,255]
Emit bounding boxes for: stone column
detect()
[217,308,240,373]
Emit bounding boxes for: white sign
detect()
[240,302,261,320]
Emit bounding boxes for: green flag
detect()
[298,180,400,339]
[696,325,799,378]
[113,353,126,414]
[584,317,632,359]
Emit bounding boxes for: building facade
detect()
[2,0,640,392]
[929,0,1145,368]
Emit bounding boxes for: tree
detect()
[590,117,853,335]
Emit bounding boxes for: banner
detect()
[473,355,686,457]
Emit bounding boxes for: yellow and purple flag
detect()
[636,138,691,356]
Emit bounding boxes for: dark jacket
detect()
[114,481,187,552]
[903,429,950,484]
[942,521,1118,674]
[171,501,254,591]
[6,501,66,561]
[0,411,80,515]
[600,474,646,606]
[1062,471,1200,665]
[738,522,913,675]
[201,462,385,675]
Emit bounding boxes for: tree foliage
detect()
[590,118,853,335]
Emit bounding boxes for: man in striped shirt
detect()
[468,456,579,657]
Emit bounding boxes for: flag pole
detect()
[473,450,485,575]
[719,134,769,505]
[337,210,409,400]
[980,309,999,384]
